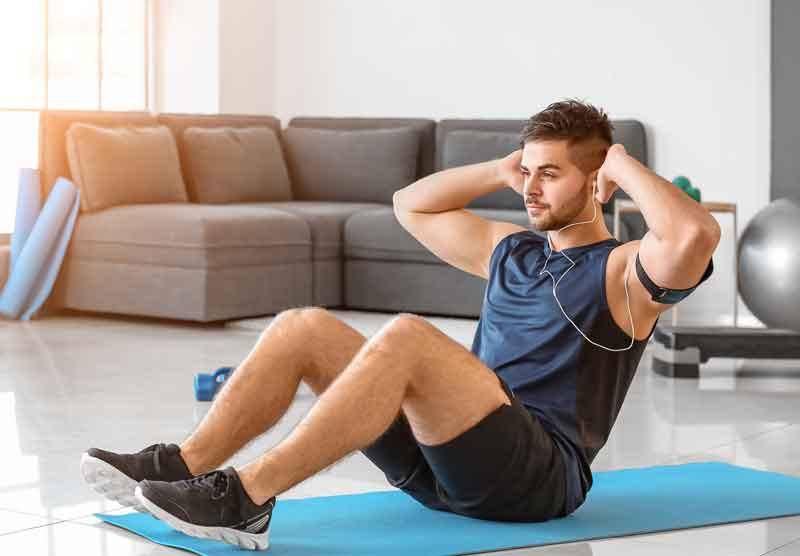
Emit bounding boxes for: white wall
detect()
[219,0,276,114]
[155,0,219,113]
[155,0,275,115]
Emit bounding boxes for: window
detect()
[0,0,148,236]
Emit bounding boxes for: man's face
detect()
[520,140,593,232]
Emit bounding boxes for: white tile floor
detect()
[1,308,799,555]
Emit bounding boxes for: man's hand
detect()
[594,143,628,204]
[496,149,524,195]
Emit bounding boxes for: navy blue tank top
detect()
[470,230,656,514]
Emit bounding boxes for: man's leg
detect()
[236,312,511,505]
[179,307,370,475]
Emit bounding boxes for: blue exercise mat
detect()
[96,462,800,555]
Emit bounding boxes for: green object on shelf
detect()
[671,175,701,202]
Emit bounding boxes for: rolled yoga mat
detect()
[96,462,800,556]
[10,168,40,270]
[0,176,81,320]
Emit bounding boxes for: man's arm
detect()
[598,145,721,313]
[393,153,527,279]
[394,160,508,213]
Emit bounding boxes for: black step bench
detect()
[652,325,800,378]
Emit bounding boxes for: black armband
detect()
[635,253,714,304]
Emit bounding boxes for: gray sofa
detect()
[39,111,648,322]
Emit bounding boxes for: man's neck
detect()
[545,218,613,252]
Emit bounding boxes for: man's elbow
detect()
[393,192,407,218]
[688,218,722,252]
[702,216,721,244]
[697,205,721,240]
[393,191,408,212]
[394,190,423,218]
[393,192,413,229]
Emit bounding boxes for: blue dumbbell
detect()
[194,366,236,401]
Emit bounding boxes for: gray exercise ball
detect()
[738,197,800,332]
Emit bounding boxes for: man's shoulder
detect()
[606,240,639,266]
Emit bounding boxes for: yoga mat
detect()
[10,168,40,270]
[96,462,800,555]
[0,177,81,320]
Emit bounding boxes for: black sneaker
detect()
[135,467,275,551]
[80,443,194,511]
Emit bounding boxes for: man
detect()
[81,99,719,551]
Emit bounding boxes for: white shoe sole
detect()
[134,485,270,551]
[80,453,147,512]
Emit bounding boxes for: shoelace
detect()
[183,470,230,500]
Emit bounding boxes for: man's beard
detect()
[530,182,590,232]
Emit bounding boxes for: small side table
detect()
[612,199,738,327]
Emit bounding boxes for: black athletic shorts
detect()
[360,377,568,522]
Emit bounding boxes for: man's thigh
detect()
[383,314,512,447]
[357,312,510,498]
[360,351,567,522]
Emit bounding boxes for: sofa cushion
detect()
[39,110,160,201]
[436,120,526,169]
[344,207,628,263]
[281,127,419,204]
[66,123,188,212]
[440,130,524,210]
[257,201,385,260]
[288,117,436,179]
[344,259,484,317]
[157,113,282,197]
[68,204,311,269]
[182,126,292,204]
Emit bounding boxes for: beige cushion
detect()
[66,123,189,212]
[182,126,292,203]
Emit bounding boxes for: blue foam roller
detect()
[0,177,81,320]
[10,168,40,271]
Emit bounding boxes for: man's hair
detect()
[520,98,615,176]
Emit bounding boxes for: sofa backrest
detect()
[436,118,648,212]
[38,111,647,213]
[39,110,159,199]
[287,117,436,181]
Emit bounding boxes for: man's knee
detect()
[271,306,329,329]
[256,308,328,356]
[366,314,429,359]
[384,313,429,334]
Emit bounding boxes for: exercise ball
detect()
[738,197,800,331]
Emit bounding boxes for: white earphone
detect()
[536,179,635,352]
